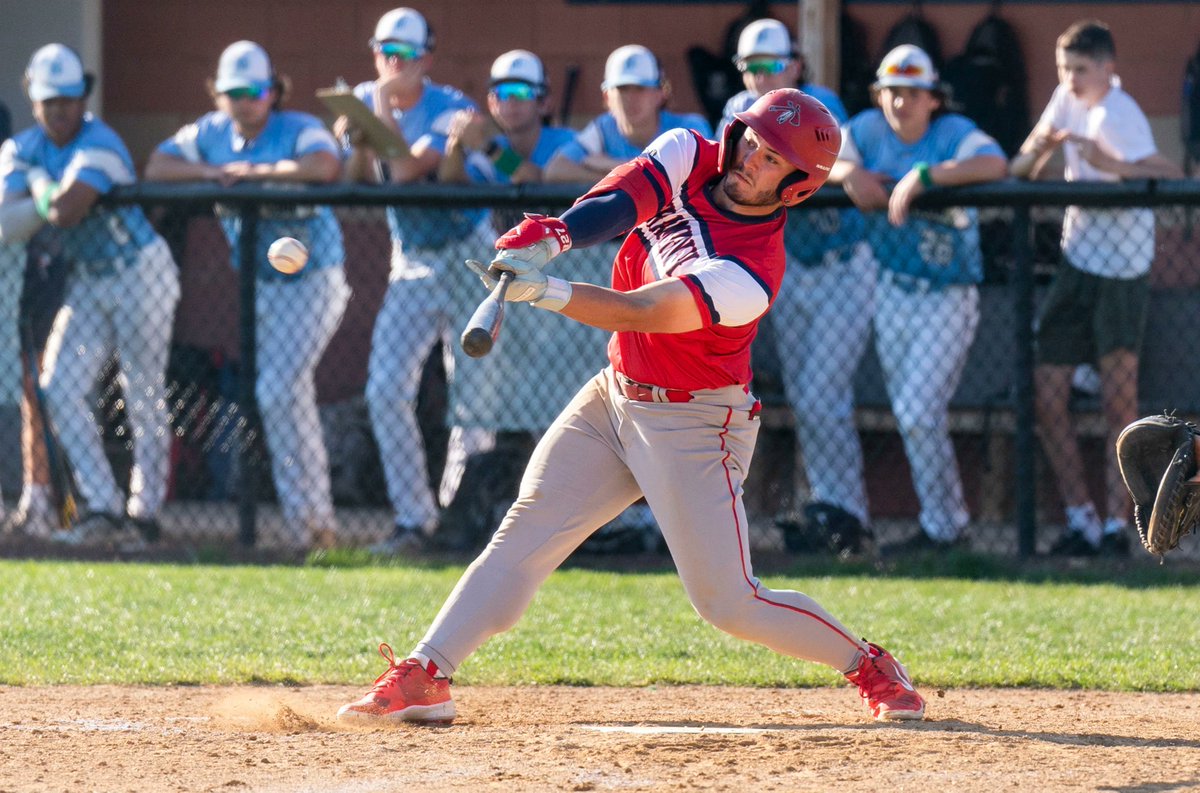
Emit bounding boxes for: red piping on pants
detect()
[717,407,861,650]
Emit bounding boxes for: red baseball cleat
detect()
[845,642,926,721]
[337,643,455,724]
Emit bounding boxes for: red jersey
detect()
[579,129,786,391]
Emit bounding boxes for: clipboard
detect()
[316,87,411,159]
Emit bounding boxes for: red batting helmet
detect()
[719,88,842,206]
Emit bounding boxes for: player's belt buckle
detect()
[617,375,693,404]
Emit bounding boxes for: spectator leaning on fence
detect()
[1010,20,1184,557]
[718,18,875,554]
[0,100,43,538]
[831,44,1007,555]
[544,44,713,184]
[145,40,350,552]
[0,44,181,549]
[337,7,494,555]
[544,43,715,549]
[434,49,582,548]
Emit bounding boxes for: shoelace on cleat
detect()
[855,653,909,708]
[369,643,424,693]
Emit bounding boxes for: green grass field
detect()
[3,555,1199,691]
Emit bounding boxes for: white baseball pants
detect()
[0,243,25,408]
[366,227,494,530]
[256,265,350,532]
[772,243,875,523]
[874,276,979,540]
[414,368,867,676]
[41,237,180,518]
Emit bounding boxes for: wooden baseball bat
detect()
[460,271,515,358]
[21,324,78,530]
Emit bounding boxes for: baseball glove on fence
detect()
[1116,415,1200,558]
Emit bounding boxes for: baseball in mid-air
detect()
[267,237,308,274]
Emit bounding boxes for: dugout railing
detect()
[4,179,1195,560]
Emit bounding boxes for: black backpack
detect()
[1183,41,1200,175]
[880,9,944,72]
[942,14,1030,156]
[840,11,874,117]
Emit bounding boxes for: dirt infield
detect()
[2,685,1199,792]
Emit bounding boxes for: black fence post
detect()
[237,204,259,547]
[1011,203,1037,557]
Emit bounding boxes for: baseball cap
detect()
[490,50,546,89]
[736,19,794,63]
[215,41,273,93]
[372,7,431,52]
[26,44,88,101]
[601,45,661,91]
[875,44,939,90]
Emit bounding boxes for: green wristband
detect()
[34,182,60,220]
[492,146,523,178]
[914,162,934,189]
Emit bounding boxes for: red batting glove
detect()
[495,213,572,254]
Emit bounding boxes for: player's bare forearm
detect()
[144,152,222,183]
[234,152,341,184]
[1010,149,1046,180]
[557,279,704,334]
[1111,153,1185,181]
[437,138,470,184]
[928,155,1008,186]
[386,145,440,184]
[342,147,379,184]
[544,155,605,185]
[44,179,100,228]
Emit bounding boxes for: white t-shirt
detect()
[1039,78,1159,278]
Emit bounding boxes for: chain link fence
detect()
[2,180,1197,561]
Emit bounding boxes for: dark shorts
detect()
[1035,264,1149,366]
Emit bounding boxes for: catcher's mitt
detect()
[1116,415,1200,559]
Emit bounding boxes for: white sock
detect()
[1065,503,1102,545]
[1102,517,1126,536]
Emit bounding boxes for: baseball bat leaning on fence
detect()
[558,64,580,128]
[460,269,515,358]
[21,323,78,530]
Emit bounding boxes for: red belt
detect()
[617,375,694,403]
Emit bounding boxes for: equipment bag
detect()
[942,14,1031,156]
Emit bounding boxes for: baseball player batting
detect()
[338,89,926,724]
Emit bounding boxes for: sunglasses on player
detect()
[490,82,539,102]
[375,41,422,61]
[739,58,790,76]
[883,62,926,77]
[223,85,268,101]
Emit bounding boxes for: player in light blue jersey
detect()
[832,45,1007,554]
[545,44,714,550]
[435,49,581,548]
[0,43,180,549]
[718,19,875,553]
[439,51,577,189]
[337,7,494,553]
[545,44,712,184]
[146,40,350,551]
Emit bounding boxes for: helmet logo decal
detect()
[768,100,803,127]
